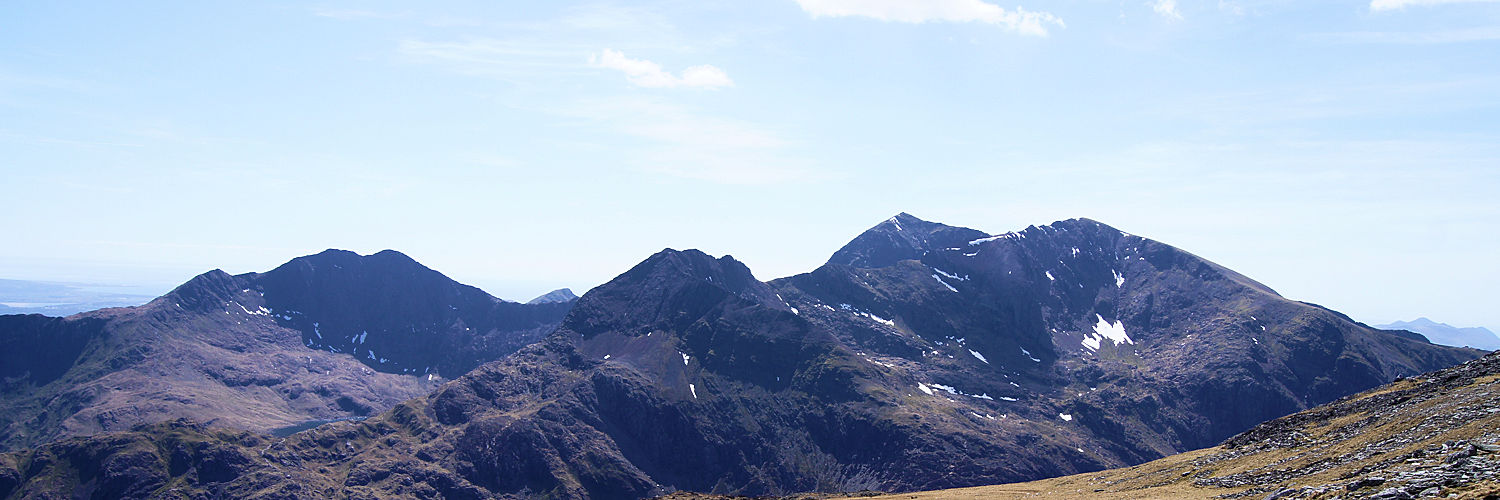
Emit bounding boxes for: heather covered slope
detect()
[0,250,573,452]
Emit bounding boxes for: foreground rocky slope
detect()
[847,350,1500,499]
[0,250,573,452]
[0,215,1480,500]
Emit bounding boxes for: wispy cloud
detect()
[1152,0,1184,21]
[560,97,828,184]
[589,49,732,89]
[311,8,405,21]
[793,0,1064,37]
[1371,0,1500,11]
[397,38,595,81]
[1309,26,1500,44]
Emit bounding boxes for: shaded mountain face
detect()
[0,216,1478,500]
[1379,318,1500,351]
[242,249,575,377]
[659,351,1500,500]
[0,250,572,452]
[775,216,1479,453]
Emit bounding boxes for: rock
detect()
[1349,477,1386,491]
[1370,487,1413,499]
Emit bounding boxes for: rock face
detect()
[0,250,573,452]
[0,216,1483,499]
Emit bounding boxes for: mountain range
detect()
[1378,318,1500,351]
[0,214,1482,499]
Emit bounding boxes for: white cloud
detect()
[793,0,1064,37]
[1371,0,1500,11]
[590,49,733,89]
[1152,0,1184,20]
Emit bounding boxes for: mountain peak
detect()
[827,213,989,268]
[527,288,578,305]
[560,248,786,338]
[1377,318,1500,351]
[161,269,243,312]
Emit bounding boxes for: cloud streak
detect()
[793,0,1063,36]
[1371,0,1500,11]
[589,49,733,89]
[560,97,828,185]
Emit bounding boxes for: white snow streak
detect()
[933,274,959,293]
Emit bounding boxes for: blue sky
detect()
[2,0,1497,331]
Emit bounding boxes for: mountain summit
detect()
[0,249,573,452]
[528,288,579,304]
[827,212,989,268]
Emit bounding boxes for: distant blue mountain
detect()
[1377,318,1500,351]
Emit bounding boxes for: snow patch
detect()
[1020,346,1041,362]
[1059,413,1073,421]
[933,274,959,293]
[929,384,959,395]
[1113,270,1125,288]
[603,354,611,360]
[917,383,934,395]
[689,384,698,399]
[680,352,691,366]
[1045,271,1055,281]
[235,302,270,316]
[999,396,1019,402]
[1082,314,1133,352]
[933,268,969,281]
[968,234,1007,245]
[862,312,896,327]
[969,349,989,364]
[356,331,368,344]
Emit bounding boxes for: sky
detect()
[2,0,1497,331]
